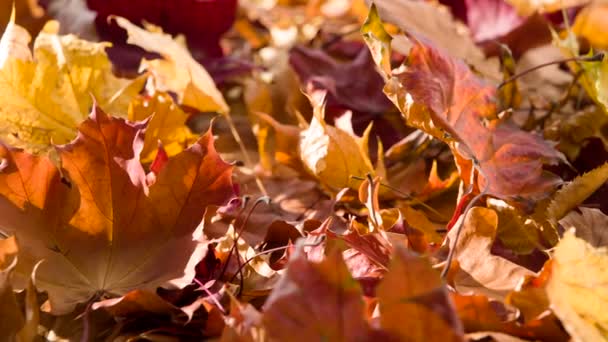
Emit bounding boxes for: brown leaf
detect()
[447,207,534,298]
[262,244,380,341]
[220,294,264,342]
[453,293,568,341]
[0,236,24,340]
[377,246,464,341]
[0,106,235,314]
[560,207,608,248]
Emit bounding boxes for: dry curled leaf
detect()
[113,16,229,114]
[447,207,534,298]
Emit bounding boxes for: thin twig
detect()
[497,53,604,89]
[350,175,448,220]
[223,113,268,196]
[229,236,326,284]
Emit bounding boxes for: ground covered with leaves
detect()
[1,0,608,341]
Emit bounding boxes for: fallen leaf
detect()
[113,16,229,114]
[128,89,197,163]
[289,43,394,114]
[546,230,608,341]
[553,30,608,115]
[560,207,608,248]
[89,0,237,58]
[299,91,375,191]
[377,245,464,341]
[262,243,382,341]
[366,0,499,78]
[0,0,47,37]
[0,106,235,314]
[0,236,24,340]
[220,294,264,342]
[447,207,534,298]
[363,8,563,204]
[573,2,608,49]
[0,19,143,152]
[547,162,608,223]
[453,292,568,341]
[505,0,586,16]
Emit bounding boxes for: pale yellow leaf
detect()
[0,20,143,152]
[128,91,197,163]
[547,230,608,341]
[299,92,374,191]
[113,16,229,114]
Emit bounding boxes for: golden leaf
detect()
[128,91,197,163]
[113,16,229,114]
[547,230,608,341]
[299,92,374,191]
[0,19,143,152]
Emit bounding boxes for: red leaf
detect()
[393,38,563,205]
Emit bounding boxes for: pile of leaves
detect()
[2,0,608,340]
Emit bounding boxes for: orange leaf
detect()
[0,106,235,314]
[377,246,464,341]
[262,245,385,341]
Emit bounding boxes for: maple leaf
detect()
[88,0,237,58]
[0,17,144,152]
[377,246,464,341]
[262,244,384,341]
[0,106,235,314]
[128,89,197,163]
[363,6,563,204]
[365,0,499,77]
[112,16,229,114]
[299,91,375,191]
[546,230,608,340]
[289,43,394,114]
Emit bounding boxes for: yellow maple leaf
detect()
[299,91,374,191]
[112,16,229,114]
[128,91,197,163]
[547,230,608,341]
[0,18,143,152]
